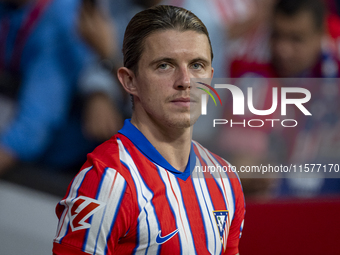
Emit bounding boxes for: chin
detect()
[164,114,195,129]
[170,118,192,129]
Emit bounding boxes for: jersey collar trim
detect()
[118,119,195,181]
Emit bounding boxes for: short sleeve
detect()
[53,159,136,255]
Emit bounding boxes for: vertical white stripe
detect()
[194,143,236,221]
[192,163,222,255]
[84,169,127,255]
[213,163,236,224]
[117,139,159,255]
[192,142,237,249]
[54,166,93,243]
[158,166,196,254]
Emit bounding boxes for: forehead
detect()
[273,10,319,34]
[140,29,212,62]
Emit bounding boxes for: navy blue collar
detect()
[118,119,195,181]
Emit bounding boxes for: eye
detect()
[192,63,203,70]
[158,63,170,70]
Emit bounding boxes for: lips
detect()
[171,97,191,102]
[171,97,197,103]
[170,97,197,108]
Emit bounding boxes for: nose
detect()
[174,66,191,90]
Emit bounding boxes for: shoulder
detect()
[83,135,131,178]
[59,135,138,210]
[192,141,245,215]
[192,140,231,167]
[192,140,241,182]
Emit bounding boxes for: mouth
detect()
[170,97,197,107]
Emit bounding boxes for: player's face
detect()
[133,29,213,129]
[270,11,323,77]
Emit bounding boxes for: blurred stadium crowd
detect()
[0,0,340,199]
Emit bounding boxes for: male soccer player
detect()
[53,5,245,255]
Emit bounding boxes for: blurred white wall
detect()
[0,180,60,255]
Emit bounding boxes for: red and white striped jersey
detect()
[53,119,245,255]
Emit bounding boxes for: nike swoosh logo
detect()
[156,229,179,244]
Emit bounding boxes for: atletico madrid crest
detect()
[213,210,229,251]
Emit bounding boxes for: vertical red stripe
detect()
[108,171,118,197]
[193,144,214,179]
[195,144,232,214]
[56,167,92,239]
[56,205,70,238]
[105,164,139,254]
[193,144,233,246]
[177,178,211,254]
[119,135,181,254]
[60,162,104,249]
[105,192,138,255]
[166,171,189,242]
[194,143,229,212]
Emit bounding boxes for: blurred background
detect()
[0,0,339,254]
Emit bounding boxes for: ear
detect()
[211,67,214,78]
[117,67,138,96]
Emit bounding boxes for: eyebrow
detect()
[149,57,211,67]
[149,57,175,67]
[190,57,211,66]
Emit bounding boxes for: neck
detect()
[131,113,193,172]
